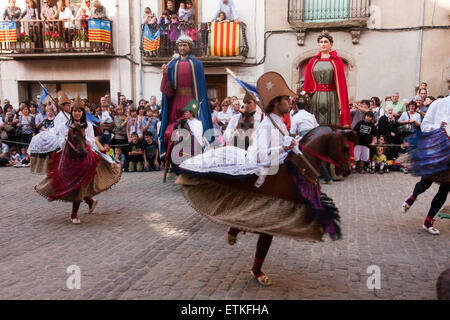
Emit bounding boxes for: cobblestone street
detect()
[0,168,448,300]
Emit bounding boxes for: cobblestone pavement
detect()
[0,167,448,300]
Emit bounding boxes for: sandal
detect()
[251,270,272,286]
[71,217,81,224]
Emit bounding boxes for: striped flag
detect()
[88,19,111,43]
[210,21,240,57]
[143,25,160,52]
[0,21,17,43]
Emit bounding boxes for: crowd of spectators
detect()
[143,0,240,57]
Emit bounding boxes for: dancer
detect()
[175,72,356,286]
[29,91,71,174]
[35,97,122,224]
[400,95,450,234]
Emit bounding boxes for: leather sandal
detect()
[251,270,272,286]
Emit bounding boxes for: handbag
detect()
[398,113,412,134]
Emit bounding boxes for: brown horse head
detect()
[67,122,88,159]
[300,126,358,177]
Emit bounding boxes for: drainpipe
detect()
[416,0,425,89]
[116,1,121,100]
[139,0,143,101]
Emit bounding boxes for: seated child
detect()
[9,146,20,166]
[371,146,388,174]
[128,132,144,172]
[103,143,114,158]
[19,146,30,166]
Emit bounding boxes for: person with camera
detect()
[398,100,421,141]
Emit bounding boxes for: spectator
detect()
[143,132,160,172]
[14,104,35,145]
[353,111,377,174]
[105,94,117,109]
[290,100,319,137]
[148,96,160,110]
[41,105,56,131]
[138,99,147,110]
[56,0,75,49]
[137,106,146,140]
[168,14,180,53]
[128,132,144,172]
[216,11,227,22]
[0,137,10,166]
[64,0,77,16]
[217,99,233,133]
[18,146,30,167]
[351,100,369,129]
[370,97,384,126]
[2,104,16,141]
[100,98,113,145]
[232,100,241,115]
[199,22,209,56]
[142,7,157,25]
[178,2,188,21]
[113,146,125,168]
[126,107,139,143]
[418,88,428,102]
[8,146,20,166]
[212,0,239,22]
[75,0,93,19]
[103,142,114,158]
[158,11,171,56]
[18,0,40,42]
[371,146,388,174]
[119,94,128,109]
[398,100,421,137]
[416,96,427,120]
[415,82,428,96]
[378,105,399,146]
[424,96,435,107]
[40,0,57,21]
[142,108,158,139]
[385,92,406,120]
[89,0,107,19]
[3,0,21,21]
[211,100,221,132]
[178,20,188,38]
[166,0,177,16]
[184,1,195,22]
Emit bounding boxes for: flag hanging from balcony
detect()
[88,19,111,43]
[143,25,160,52]
[210,22,240,57]
[0,21,17,43]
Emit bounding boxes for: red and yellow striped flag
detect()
[0,22,17,42]
[210,22,240,57]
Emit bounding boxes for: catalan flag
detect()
[0,21,17,43]
[210,21,240,57]
[88,19,111,43]
[143,25,160,52]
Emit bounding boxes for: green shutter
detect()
[303,0,350,22]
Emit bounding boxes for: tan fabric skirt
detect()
[30,155,50,175]
[175,174,325,241]
[35,158,122,202]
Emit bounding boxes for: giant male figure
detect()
[159,36,213,162]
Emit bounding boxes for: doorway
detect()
[206,74,227,103]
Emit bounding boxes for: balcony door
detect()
[206,74,227,104]
[162,0,199,23]
[303,0,350,22]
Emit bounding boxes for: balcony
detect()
[288,0,371,29]
[140,22,249,66]
[0,19,114,59]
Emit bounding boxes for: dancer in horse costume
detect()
[35,97,122,224]
[400,95,450,234]
[175,72,356,285]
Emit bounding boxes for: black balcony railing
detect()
[288,0,370,23]
[140,22,249,60]
[0,19,114,54]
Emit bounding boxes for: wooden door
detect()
[87,82,110,106]
[206,74,227,103]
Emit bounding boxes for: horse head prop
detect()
[67,123,88,160]
[299,126,358,177]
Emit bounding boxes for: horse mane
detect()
[67,123,88,159]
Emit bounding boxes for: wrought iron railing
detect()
[0,19,114,54]
[140,21,249,59]
[288,0,370,23]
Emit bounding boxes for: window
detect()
[288,0,370,24]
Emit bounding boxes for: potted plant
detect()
[79,32,87,48]
[51,32,62,49]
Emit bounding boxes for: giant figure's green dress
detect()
[309,61,340,126]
